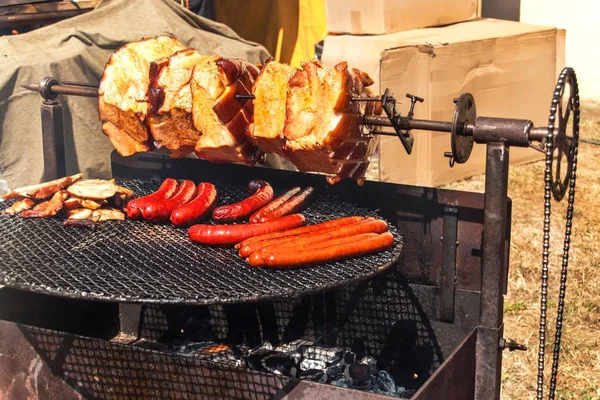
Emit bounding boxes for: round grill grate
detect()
[0,179,403,305]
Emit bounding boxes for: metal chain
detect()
[536,74,556,400]
[548,70,579,399]
[535,67,579,400]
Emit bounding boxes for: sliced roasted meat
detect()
[66,179,130,201]
[2,198,35,215]
[64,197,105,210]
[282,60,380,184]
[98,36,186,156]
[94,208,126,221]
[2,173,82,201]
[20,190,69,218]
[191,57,261,164]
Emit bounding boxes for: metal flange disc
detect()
[450,94,476,164]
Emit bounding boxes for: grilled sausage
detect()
[248,186,301,223]
[125,178,178,219]
[212,180,274,222]
[170,182,218,228]
[258,187,314,222]
[235,216,366,249]
[246,219,388,263]
[141,180,197,222]
[256,232,394,269]
[238,217,373,258]
[247,233,378,267]
[188,213,306,246]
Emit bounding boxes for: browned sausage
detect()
[246,219,388,264]
[238,217,374,258]
[255,232,394,268]
[248,186,301,223]
[258,187,314,222]
[141,180,197,222]
[247,233,378,267]
[188,213,306,246]
[170,182,218,227]
[212,180,274,222]
[125,178,178,219]
[234,216,366,249]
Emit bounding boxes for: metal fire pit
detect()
[0,154,499,400]
[2,66,582,399]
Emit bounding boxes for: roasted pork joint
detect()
[248,60,380,184]
[148,49,208,158]
[248,59,298,156]
[281,61,380,183]
[191,57,261,164]
[98,36,186,156]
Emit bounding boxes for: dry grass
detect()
[442,100,600,399]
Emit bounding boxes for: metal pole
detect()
[41,99,66,181]
[475,142,509,400]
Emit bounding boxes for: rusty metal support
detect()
[473,117,533,147]
[440,206,458,323]
[475,142,509,400]
[40,99,66,181]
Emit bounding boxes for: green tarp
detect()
[0,0,272,190]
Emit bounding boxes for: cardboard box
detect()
[324,0,480,35]
[322,18,566,187]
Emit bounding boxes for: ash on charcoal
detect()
[243,341,413,398]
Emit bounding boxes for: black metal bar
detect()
[22,82,98,98]
[363,115,453,133]
[46,84,98,98]
[40,100,66,181]
[440,206,458,323]
[116,303,143,342]
[474,142,509,400]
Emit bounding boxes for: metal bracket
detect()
[380,89,415,155]
[440,206,458,323]
[41,99,66,181]
[112,303,143,344]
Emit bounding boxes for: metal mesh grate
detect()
[0,179,403,305]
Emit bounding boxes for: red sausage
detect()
[212,180,274,222]
[170,182,218,228]
[235,216,366,249]
[246,219,388,263]
[238,217,373,258]
[142,180,197,222]
[125,178,178,219]
[247,233,378,267]
[188,214,306,246]
[258,187,314,222]
[249,186,301,223]
[258,232,394,269]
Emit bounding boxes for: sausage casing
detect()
[188,213,306,246]
[125,178,178,219]
[260,232,394,268]
[212,180,274,222]
[141,180,197,222]
[170,182,218,227]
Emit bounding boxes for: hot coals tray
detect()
[0,179,403,305]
